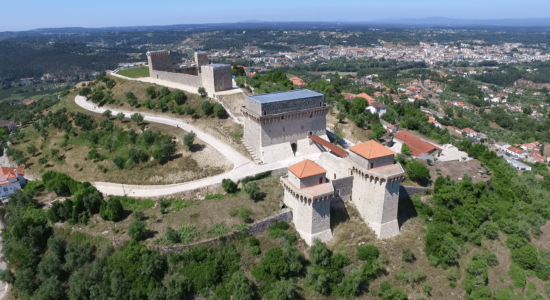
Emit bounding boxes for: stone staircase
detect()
[241,139,263,165]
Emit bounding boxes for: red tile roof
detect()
[394,131,441,157]
[349,140,395,160]
[507,146,525,154]
[288,160,326,179]
[309,135,348,158]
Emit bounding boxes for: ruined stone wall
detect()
[260,110,326,147]
[151,209,292,254]
[151,70,202,87]
[399,186,431,201]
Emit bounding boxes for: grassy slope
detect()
[117,67,150,78]
[9,92,230,185]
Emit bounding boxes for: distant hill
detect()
[2,17,550,35]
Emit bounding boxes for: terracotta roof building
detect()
[0,167,26,198]
[288,159,326,179]
[393,131,442,158]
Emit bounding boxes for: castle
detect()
[241,89,405,245]
[146,51,232,93]
[242,89,330,164]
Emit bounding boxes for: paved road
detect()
[75,96,321,197]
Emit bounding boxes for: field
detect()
[8,92,231,185]
[117,67,150,78]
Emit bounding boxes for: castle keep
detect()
[280,141,405,245]
[242,90,330,164]
[146,51,232,93]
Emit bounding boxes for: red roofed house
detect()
[393,131,442,158]
[0,167,26,198]
[289,76,307,86]
[355,93,375,105]
[342,93,357,101]
[505,146,528,159]
[22,99,36,106]
[462,128,479,138]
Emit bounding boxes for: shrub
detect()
[171,89,187,105]
[401,143,412,156]
[128,219,148,241]
[357,245,380,261]
[227,271,254,300]
[309,239,331,267]
[214,104,226,118]
[481,221,499,240]
[249,246,260,256]
[335,269,364,298]
[306,265,329,294]
[24,181,44,194]
[244,181,260,200]
[210,222,230,236]
[248,236,259,247]
[183,132,195,150]
[251,247,289,282]
[198,87,207,97]
[238,207,251,222]
[200,101,214,115]
[395,270,426,285]
[222,178,238,193]
[509,263,526,288]
[402,248,415,263]
[100,197,123,221]
[266,279,296,300]
[132,210,145,221]
[406,160,431,181]
[512,244,538,269]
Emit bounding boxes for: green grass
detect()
[117,67,150,78]
[116,196,155,210]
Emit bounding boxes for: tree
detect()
[128,219,147,241]
[102,110,112,119]
[100,197,123,221]
[160,87,170,97]
[214,104,226,118]
[183,132,195,150]
[401,143,412,156]
[200,101,214,115]
[79,87,91,97]
[146,86,156,98]
[26,145,37,156]
[266,279,296,300]
[227,271,254,300]
[522,105,533,115]
[244,182,260,201]
[337,111,346,123]
[171,89,187,105]
[131,113,144,125]
[222,179,238,194]
[309,239,331,267]
[116,112,125,121]
[198,87,207,98]
[406,160,431,182]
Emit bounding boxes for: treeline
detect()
[0,97,60,125]
[0,41,132,82]
[412,141,550,299]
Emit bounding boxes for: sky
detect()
[2,0,550,31]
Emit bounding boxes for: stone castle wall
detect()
[260,142,296,164]
[331,176,354,202]
[151,209,293,254]
[151,70,202,87]
[244,115,262,156]
[201,65,232,93]
[283,189,332,245]
[349,152,395,170]
[258,96,325,115]
[319,152,353,179]
[147,51,171,71]
[260,110,326,147]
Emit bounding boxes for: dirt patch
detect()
[218,93,246,113]
[427,159,490,183]
[326,108,372,145]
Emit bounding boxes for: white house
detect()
[494,142,511,151]
[504,146,528,159]
[506,158,532,171]
[0,167,26,198]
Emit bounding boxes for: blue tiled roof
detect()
[248,89,323,104]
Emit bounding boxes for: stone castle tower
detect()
[348,141,404,238]
[280,159,334,245]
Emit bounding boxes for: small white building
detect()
[506,158,532,171]
[494,142,511,151]
[0,167,26,198]
[504,146,528,159]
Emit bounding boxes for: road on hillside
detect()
[75,96,322,197]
